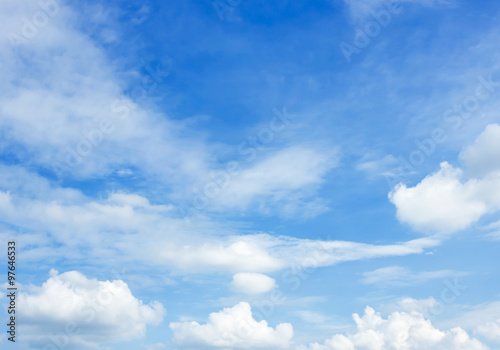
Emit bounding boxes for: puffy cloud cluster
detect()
[170,303,492,350]
[302,307,488,350]
[389,124,500,234]
[170,302,293,349]
[18,270,165,348]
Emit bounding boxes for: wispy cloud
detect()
[361,266,465,287]
[342,0,453,23]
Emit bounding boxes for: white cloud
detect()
[482,218,500,240]
[153,234,438,275]
[389,162,488,233]
[231,273,277,294]
[280,236,440,268]
[162,239,285,273]
[294,310,348,330]
[0,0,211,190]
[476,320,500,344]
[389,124,500,234]
[296,311,331,325]
[204,146,339,216]
[439,300,500,344]
[361,266,463,286]
[460,124,500,177]
[0,1,339,220]
[301,306,488,350]
[0,166,439,274]
[382,297,440,316]
[356,154,400,177]
[18,270,165,348]
[163,234,439,274]
[170,302,293,349]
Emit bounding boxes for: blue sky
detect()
[1,0,500,349]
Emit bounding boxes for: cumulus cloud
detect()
[389,124,500,234]
[389,162,487,233]
[162,239,285,273]
[170,302,293,349]
[231,273,277,294]
[18,270,165,348]
[301,306,488,350]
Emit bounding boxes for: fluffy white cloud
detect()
[301,306,488,350]
[231,273,277,294]
[18,270,165,348]
[389,124,500,234]
[389,162,488,233]
[170,302,293,349]
[162,239,285,273]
